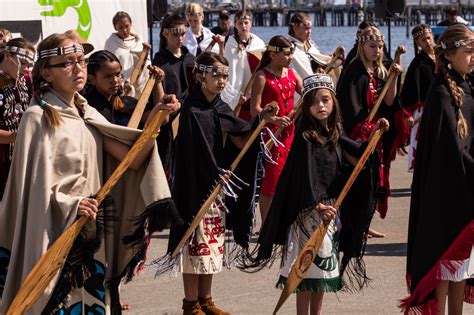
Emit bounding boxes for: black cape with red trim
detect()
[400,50,435,109]
[402,71,474,313]
[167,83,262,254]
[240,125,377,289]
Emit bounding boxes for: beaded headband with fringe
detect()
[412,28,432,39]
[194,63,229,75]
[302,74,335,96]
[359,35,385,42]
[440,38,474,50]
[5,46,35,64]
[163,27,187,34]
[186,12,202,17]
[266,44,295,53]
[38,44,84,59]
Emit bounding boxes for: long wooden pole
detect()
[367,45,406,122]
[129,45,151,87]
[7,110,169,315]
[127,66,157,129]
[273,126,386,314]
[171,102,278,258]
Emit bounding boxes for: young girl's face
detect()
[115,17,132,39]
[42,39,87,97]
[163,25,185,50]
[447,37,474,77]
[309,89,333,124]
[362,40,384,63]
[292,19,312,42]
[89,61,122,99]
[416,32,434,55]
[235,18,252,36]
[186,12,203,29]
[201,62,229,95]
[271,50,294,68]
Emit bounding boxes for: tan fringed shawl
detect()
[0,90,173,314]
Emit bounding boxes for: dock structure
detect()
[190,2,474,28]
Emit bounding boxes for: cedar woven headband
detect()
[38,44,84,59]
[236,15,252,21]
[194,63,229,75]
[4,46,35,64]
[412,28,432,39]
[267,44,295,53]
[302,73,335,96]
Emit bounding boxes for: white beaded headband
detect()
[412,28,432,39]
[359,35,385,42]
[38,44,84,59]
[5,46,35,64]
[237,15,252,21]
[267,44,295,53]
[302,74,335,96]
[289,21,313,28]
[163,27,187,34]
[440,39,474,49]
[194,63,229,75]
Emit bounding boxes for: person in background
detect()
[211,10,234,39]
[438,5,469,27]
[105,11,154,98]
[0,37,35,198]
[183,2,223,57]
[0,29,12,53]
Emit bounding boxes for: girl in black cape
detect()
[163,52,274,315]
[400,24,436,172]
[336,26,404,235]
[152,14,195,171]
[240,73,387,315]
[401,24,474,315]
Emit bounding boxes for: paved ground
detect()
[122,155,474,314]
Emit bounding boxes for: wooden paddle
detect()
[324,45,345,75]
[233,71,256,117]
[171,102,279,258]
[129,44,151,87]
[127,65,162,129]
[273,122,387,314]
[7,109,170,315]
[367,45,406,122]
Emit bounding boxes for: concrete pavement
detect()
[122,155,474,314]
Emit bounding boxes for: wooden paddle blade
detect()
[273,124,386,313]
[129,45,150,86]
[324,45,345,75]
[273,223,329,314]
[127,75,157,129]
[7,216,87,315]
[8,110,169,313]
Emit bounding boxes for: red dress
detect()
[260,67,297,196]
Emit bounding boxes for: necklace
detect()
[267,67,293,108]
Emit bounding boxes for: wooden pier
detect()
[199,5,474,28]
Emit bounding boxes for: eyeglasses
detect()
[46,59,88,70]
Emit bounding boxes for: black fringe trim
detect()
[109,198,181,287]
[236,243,283,273]
[43,196,115,314]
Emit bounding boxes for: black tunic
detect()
[167,84,261,253]
[400,50,436,109]
[403,71,474,312]
[245,126,374,289]
[153,46,195,170]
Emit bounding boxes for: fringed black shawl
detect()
[167,83,261,254]
[400,50,435,109]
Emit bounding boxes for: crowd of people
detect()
[0,2,473,315]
